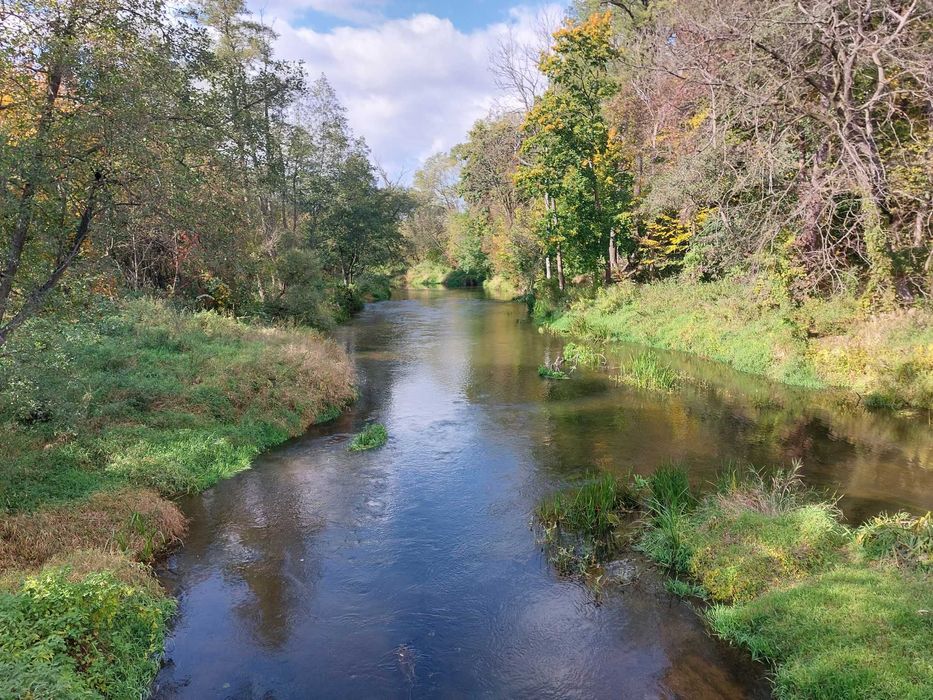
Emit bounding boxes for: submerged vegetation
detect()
[537,463,933,699]
[348,424,389,452]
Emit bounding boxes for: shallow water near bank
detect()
[153,289,933,699]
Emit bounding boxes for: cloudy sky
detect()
[247,0,567,180]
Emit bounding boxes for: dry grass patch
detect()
[0,488,186,574]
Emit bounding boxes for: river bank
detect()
[538,466,932,700]
[0,299,355,698]
[542,279,933,412]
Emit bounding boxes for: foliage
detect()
[538,365,569,380]
[0,299,355,513]
[0,567,175,700]
[348,423,388,452]
[0,0,410,348]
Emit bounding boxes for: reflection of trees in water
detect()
[225,466,324,650]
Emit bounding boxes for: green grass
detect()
[0,299,356,512]
[632,462,933,699]
[546,278,933,409]
[0,566,175,700]
[561,342,606,368]
[538,365,569,380]
[538,473,636,539]
[708,566,933,700]
[0,298,356,697]
[616,352,681,392]
[348,423,388,451]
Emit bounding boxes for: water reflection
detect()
[154,289,931,699]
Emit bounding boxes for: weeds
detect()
[538,365,569,380]
[855,511,932,570]
[348,423,388,451]
[561,342,606,368]
[0,567,174,700]
[615,352,680,392]
[537,474,636,571]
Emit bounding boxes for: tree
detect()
[0,0,203,345]
[517,12,633,286]
[312,150,412,287]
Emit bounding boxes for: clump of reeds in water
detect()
[614,352,680,392]
[348,423,388,451]
[536,473,637,573]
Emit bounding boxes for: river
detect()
[153,289,933,699]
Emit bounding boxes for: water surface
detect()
[154,289,933,699]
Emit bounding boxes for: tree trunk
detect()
[556,244,565,291]
[545,255,552,280]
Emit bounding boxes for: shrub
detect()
[0,567,174,699]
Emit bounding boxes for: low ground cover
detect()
[545,279,933,410]
[536,463,933,699]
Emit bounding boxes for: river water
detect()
[153,289,933,699]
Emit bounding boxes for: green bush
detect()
[0,568,174,699]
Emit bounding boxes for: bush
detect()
[0,567,174,699]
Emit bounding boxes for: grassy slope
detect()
[0,299,355,698]
[637,469,933,700]
[547,279,933,409]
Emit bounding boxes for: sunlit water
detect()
[153,289,933,699]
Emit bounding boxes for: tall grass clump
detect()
[537,473,637,572]
[616,352,680,392]
[561,342,606,369]
[538,473,636,539]
[855,511,932,570]
[348,423,388,451]
[636,465,696,571]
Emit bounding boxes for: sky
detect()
[247,0,567,181]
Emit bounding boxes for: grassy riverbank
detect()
[538,467,933,699]
[0,299,355,698]
[543,279,933,411]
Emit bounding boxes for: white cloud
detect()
[263,4,565,181]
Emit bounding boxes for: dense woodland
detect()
[410,0,931,307]
[1,0,412,347]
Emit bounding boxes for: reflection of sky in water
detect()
[155,289,932,699]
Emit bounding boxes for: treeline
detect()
[410,0,931,307]
[0,0,412,346]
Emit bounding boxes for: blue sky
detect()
[285,1,543,31]
[248,0,566,180]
